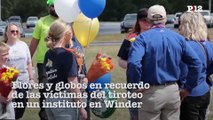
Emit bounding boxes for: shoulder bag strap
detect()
[197,42,209,66]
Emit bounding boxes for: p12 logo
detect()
[187,5,203,12]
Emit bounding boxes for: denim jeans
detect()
[37,63,48,120]
[45,97,78,120]
[180,91,210,120]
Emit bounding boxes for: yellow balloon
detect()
[73,13,99,47]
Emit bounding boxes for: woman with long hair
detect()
[179,12,213,120]
[3,22,34,120]
[117,8,150,120]
[118,8,150,69]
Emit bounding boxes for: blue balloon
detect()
[88,73,111,92]
[78,0,106,19]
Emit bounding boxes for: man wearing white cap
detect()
[127,4,202,120]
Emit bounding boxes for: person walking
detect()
[29,1,58,120]
[127,5,202,120]
[178,12,213,120]
[118,8,150,69]
[3,22,34,119]
[117,8,150,120]
[44,20,87,120]
[0,42,15,120]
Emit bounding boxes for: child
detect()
[0,42,15,119]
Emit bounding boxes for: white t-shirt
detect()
[7,40,31,83]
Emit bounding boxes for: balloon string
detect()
[87,18,93,47]
[83,46,86,62]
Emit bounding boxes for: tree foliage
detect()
[1,0,212,21]
[2,0,47,21]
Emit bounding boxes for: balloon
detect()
[90,88,116,118]
[88,73,111,92]
[54,0,80,23]
[78,0,106,18]
[73,13,99,47]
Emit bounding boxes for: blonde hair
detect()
[0,42,9,54]
[179,12,207,41]
[3,23,20,43]
[45,20,71,48]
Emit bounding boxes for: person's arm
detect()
[118,58,127,69]
[29,38,39,58]
[205,42,213,85]
[68,76,87,120]
[179,62,190,100]
[127,38,145,84]
[178,61,188,88]
[207,42,213,75]
[26,44,34,83]
[29,18,41,58]
[6,90,16,103]
[181,41,202,93]
[27,62,33,80]
[0,94,7,104]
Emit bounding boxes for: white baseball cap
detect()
[148,5,166,21]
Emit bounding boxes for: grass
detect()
[94,34,127,42]
[20,29,213,120]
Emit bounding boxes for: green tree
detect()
[2,0,47,21]
[1,0,212,21]
[100,0,137,21]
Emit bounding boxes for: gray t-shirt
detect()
[7,40,31,83]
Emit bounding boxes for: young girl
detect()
[0,42,15,119]
[44,20,87,120]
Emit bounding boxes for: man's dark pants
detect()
[15,88,28,119]
[37,63,48,120]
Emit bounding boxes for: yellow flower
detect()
[129,37,136,43]
[0,67,19,84]
[1,73,7,81]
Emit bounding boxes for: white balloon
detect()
[54,0,80,23]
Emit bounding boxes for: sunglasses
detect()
[10,30,19,34]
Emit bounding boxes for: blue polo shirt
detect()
[127,27,202,92]
[179,40,211,96]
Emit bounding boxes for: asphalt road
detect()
[99,22,175,35]
[23,22,176,38]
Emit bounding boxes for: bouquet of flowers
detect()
[0,67,19,113]
[86,52,114,83]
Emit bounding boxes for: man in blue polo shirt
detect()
[127,5,202,120]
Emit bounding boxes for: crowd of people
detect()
[119,4,213,120]
[0,1,213,120]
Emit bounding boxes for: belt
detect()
[150,81,176,86]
